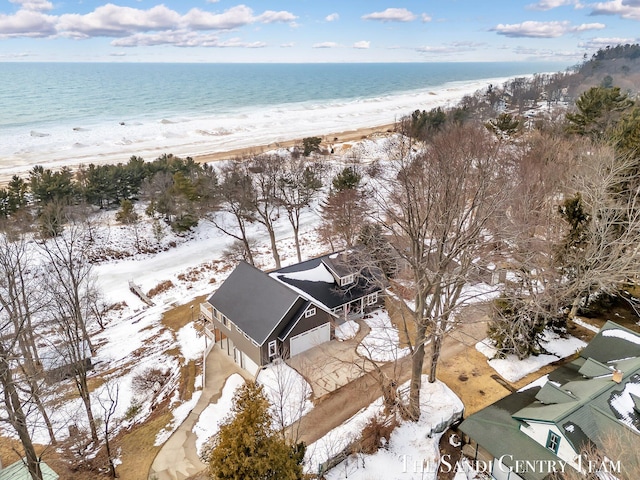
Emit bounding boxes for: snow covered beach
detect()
[0,67,538,183]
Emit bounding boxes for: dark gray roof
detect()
[207,262,301,345]
[272,252,382,310]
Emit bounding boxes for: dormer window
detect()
[340,274,355,286]
[546,431,560,454]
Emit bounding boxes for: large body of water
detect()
[0,62,563,177]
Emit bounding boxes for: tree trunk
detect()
[568,295,582,321]
[408,322,427,420]
[267,225,281,269]
[2,366,44,480]
[428,333,442,383]
[293,223,302,263]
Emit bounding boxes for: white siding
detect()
[519,421,580,470]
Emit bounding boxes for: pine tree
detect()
[209,381,305,480]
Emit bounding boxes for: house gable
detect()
[207,261,300,346]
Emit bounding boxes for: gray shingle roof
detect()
[207,262,301,345]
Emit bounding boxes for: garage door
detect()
[289,323,330,357]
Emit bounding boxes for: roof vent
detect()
[612,369,623,384]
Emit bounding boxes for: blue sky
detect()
[1,0,639,62]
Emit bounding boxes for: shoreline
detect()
[191,123,397,164]
[0,123,397,186]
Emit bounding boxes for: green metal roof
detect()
[578,357,614,378]
[459,387,565,480]
[462,321,640,478]
[0,460,59,480]
[534,382,576,404]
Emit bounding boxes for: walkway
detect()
[149,346,251,480]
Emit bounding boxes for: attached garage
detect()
[234,347,260,376]
[289,322,331,357]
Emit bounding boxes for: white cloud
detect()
[0,10,56,37]
[257,10,298,24]
[325,13,339,22]
[578,36,637,48]
[526,0,579,10]
[181,5,256,31]
[362,8,416,22]
[111,31,266,48]
[353,40,370,49]
[57,4,181,38]
[416,45,457,54]
[312,41,339,48]
[280,42,295,47]
[9,0,52,12]
[0,3,298,40]
[492,20,605,37]
[514,45,583,58]
[421,13,432,22]
[588,0,640,20]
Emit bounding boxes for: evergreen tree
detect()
[209,382,304,480]
[302,136,321,156]
[565,86,634,140]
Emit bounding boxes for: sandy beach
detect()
[191,123,396,164]
[0,122,396,186]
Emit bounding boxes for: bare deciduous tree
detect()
[39,209,100,444]
[209,162,257,266]
[558,146,640,320]
[373,123,509,419]
[277,157,323,262]
[0,226,56,445]
[248,155,284,268]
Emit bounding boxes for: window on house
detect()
[546,431,560,454]
[222,315,229,328]
[236,325,242,333]
[213,308,219,320]
[243,332,250,341]
[268,340,277,357]
[367,292,378,305]
[340,274,355,286]
[305,306,316,318]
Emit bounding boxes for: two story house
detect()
[200,251,383,375]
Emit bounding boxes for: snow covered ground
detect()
[476,330,587,382]
[307,376,464,480]
[192,373,245,455]
[357,310,411,362]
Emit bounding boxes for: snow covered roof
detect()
[271,252,382,310]
[462,321,640,469]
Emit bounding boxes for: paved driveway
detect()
[287,320,377,399]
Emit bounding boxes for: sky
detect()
[0,0,639,63]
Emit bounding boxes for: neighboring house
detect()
[459,321,640,480]
[201,251,383,375]
[0,459,59,480]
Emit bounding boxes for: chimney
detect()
[612,369,623,384]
